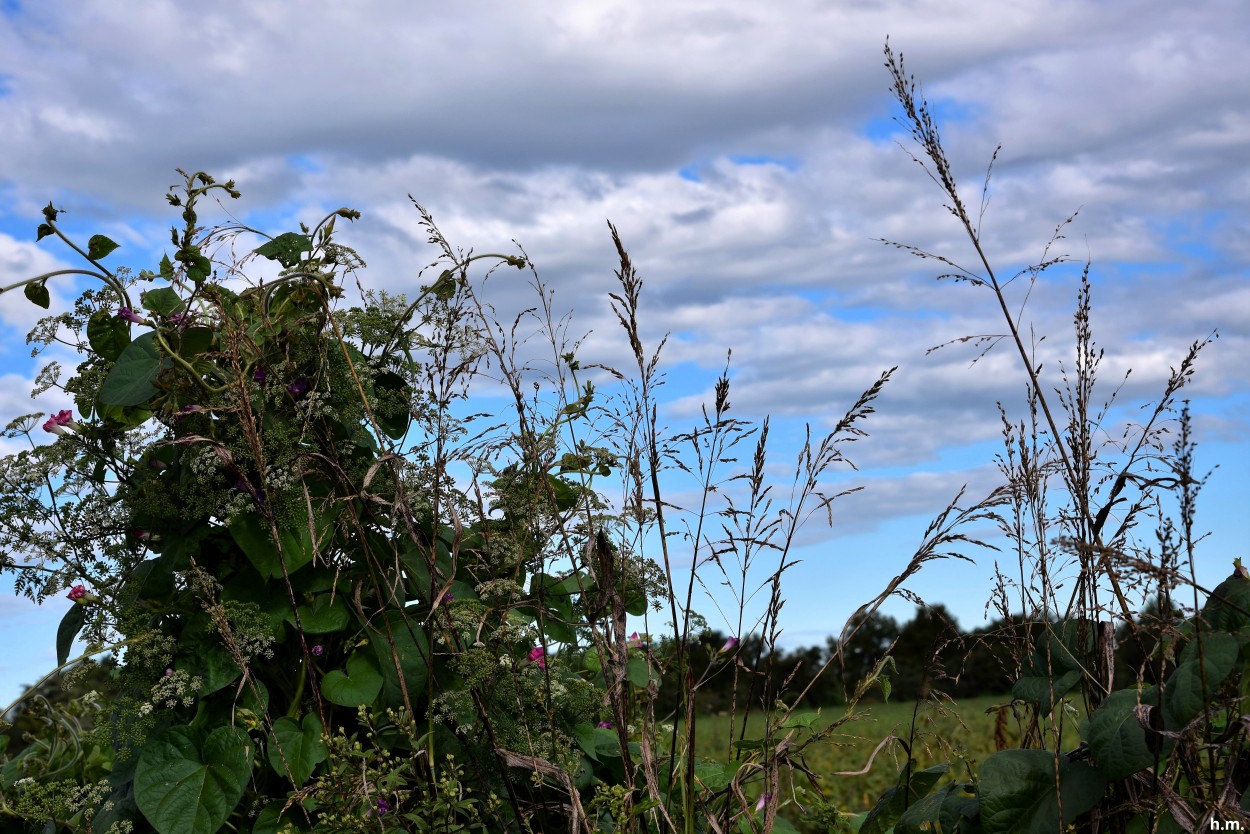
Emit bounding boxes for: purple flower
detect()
[629,631,648,649]
[722,636,739,653]
[132,528,152,541]
[118,307,144,324]
[166,312,193,328]
[253,367,268,385]
[755,793,772,813]
[66,584,98,605]
[441,591,454,604]
[597,721,613,729]
[164,668,174,677]
[376,798,389,816]
[528,646,546,670]
[286,379,308,397]
[311,644,324,657]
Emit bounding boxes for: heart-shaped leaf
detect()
[135,725,251,834]
[254,233,311,269]
[87,310,132,362]
[321,652,383,707]
[267,713,327,787]
[87,234,120,260]
[979,749,1106,834]
[24,281,50,309]
[99,333,164,407]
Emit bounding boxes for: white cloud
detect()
[0,0,1246,682]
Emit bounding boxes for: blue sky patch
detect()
[862,95,981,143]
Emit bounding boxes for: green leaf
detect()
[860,763,949,834]
[87,310,132,361]
[1162,632,1239,729]
[895,785,953,834]
[321,653,383,708]
[182,250,212,284]
[159,253,175,279]
[284,594,350,634]
[779,710,821,730]
[177,639,242,696]
[1202,564,1250,632]
[267,713,327,787]
[429,269,457,300]
[142,287,185,317]
[368,609,430,707]
[254,232,311,269]
[627,656,652,690]
[1012,620,1096,712]
[87,234,120,260]
[23,281,50,309]
[228,513,316,579]
[135,725,252,834]
[36,222,55,241]
[172,326,215,358]
[694,760,734,792]
[373,370,411,440]
[979,749,1106,834]
[572,723,600,762]
[56,604,86,666]
[98,332,163,407]
[1087,687,1167,780]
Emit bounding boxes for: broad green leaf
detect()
[367,609,430,707]
[1202,563,1250,632]
[56,604,86,666]
[979,749,1106,834]
[36,222,54,241]
[1087,687,1167,780]
[321,652,383,708]
[172,326,214,358]
[87,234,120,260]
[780,710,821,730]
[228,512,315,579]
[895,784,953,834]
[98,332,163,406]
[135,725,251,834]
[1162,631,1239,729]
[254,232,311,269]
[937,784,980,834]
[88,310,131,361]
[694,760,734,792]
[160,253,175,279]
[267,713,327,787]
[24,281,50,309]
[572,723,600,762]
[142,287,185,317]
[284,593,349,634]
[250,802,289,834]
[546,474,578,512]
[593,725,621,759]
[373,370,411,439]
[177,639,242,696]
[1012,619,1096,711]
[860,763,949,834]
[627,656,652,690]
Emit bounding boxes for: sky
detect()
[0,0,1247,702]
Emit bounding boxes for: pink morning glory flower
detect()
[528,646,546,669]
[42,410,78,436]
[118,307,144,324]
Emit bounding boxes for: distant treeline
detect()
[653,601,1173,715]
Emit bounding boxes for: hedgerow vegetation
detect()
[0,43,1243,833]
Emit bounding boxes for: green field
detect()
[681,693,1082,819]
